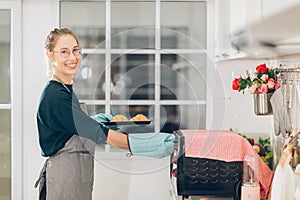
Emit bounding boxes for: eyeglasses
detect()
[53,47,82,58]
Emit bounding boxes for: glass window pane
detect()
[111,2,155,49]
[75,54,106,100]
[86,105,105,117]
[160,105,205,132]
[161,54,206,100]
[60,2,106,49]
[60,1,208,135]
[111,105,152,119]
[111,54,155,100]
[0,10,11,104]
[0,109,11,199]
[161,2,207,49]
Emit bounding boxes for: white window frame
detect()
[0,1,22,199]
[61,0,215,131]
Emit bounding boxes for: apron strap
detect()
[34,159,48,188]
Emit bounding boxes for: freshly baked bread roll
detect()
[130,114,148,121]
[110,114,128,122]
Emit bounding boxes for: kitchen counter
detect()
[92,144,175,200]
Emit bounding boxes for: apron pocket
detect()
[79,153,94,183]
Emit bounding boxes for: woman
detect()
[36,28,129,200]
[35,27,175,200]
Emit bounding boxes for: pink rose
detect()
[261,74,269,82]
[275,82,280,90]
[259,84,268,93]
[267,78,275,89]
[249,84,258,94]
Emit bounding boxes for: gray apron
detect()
[46,135,95,200]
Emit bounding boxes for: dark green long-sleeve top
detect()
[37,80,108,157]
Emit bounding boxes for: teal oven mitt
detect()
[128,132,175,158]
[91,113,120,131]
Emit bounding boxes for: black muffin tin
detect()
[173,131,243,200]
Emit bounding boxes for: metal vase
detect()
[253,93,273,115]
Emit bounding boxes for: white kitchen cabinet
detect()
[231,1,300,59]
[262,0,300,19]
[92,145,174,200]
[215,0,262,61]
[215,0,299,61]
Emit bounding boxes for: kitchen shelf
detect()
[215,50,249,62]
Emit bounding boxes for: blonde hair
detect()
[45,27,79,78]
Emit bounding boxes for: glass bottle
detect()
[241,154,260,200]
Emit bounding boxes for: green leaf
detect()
[268,70,275,78]
[257,71,263,78]
[239,79,248,90]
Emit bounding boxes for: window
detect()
[0,1,22,199]
[60,0,208,132]
[0,9,11,200]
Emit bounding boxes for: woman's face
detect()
[48,34,81,79]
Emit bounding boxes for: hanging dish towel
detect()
[295,164,300,200]
[271,164,295,200]
[270,88,292,136]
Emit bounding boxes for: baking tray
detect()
[103,120,151,126]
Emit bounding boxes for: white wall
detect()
[22,0,59,199]
[214,59,274,138]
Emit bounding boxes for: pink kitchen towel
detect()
[180,129,274,199]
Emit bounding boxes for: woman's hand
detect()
[107,129,129,148]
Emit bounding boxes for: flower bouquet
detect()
[232,63,280,115]
[232,63,280,94]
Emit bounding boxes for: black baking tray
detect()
[105,120,153,134]
[103,120,151,126]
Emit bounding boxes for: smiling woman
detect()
[35,28,130,200]
[35,27,175,200]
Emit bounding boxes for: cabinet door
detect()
[215,0,262,60]
[262,0,300,19]
[93,146,173,200]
